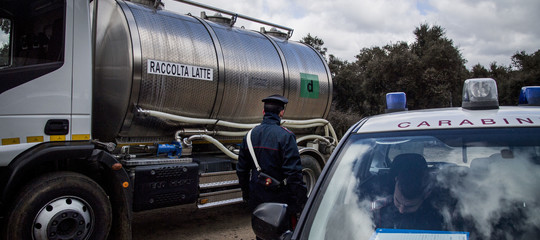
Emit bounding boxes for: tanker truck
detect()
[0,0,336,239]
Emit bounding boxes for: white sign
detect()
[147,59,213,81]
[370,229,468,240]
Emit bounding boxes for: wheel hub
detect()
[33,197,92,240]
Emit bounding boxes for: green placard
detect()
[300,73,319,99]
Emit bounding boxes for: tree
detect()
[0,19,11,66]
[300,33,327,59]
[411,24,468,108]
[327,54,347,78]
[299,34,362,137]
[0,18,10,34]
[471,64,489,78]
[333,24,468,116]
[512,50,540,75]
[500,50,540,105]
[485,63,511,105]
[300,29,539,128]
[352,42,423,114]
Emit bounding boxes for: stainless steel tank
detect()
[93,0,332,141]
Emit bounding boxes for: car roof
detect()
[354,106,540,134]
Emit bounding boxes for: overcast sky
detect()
[163,0,540,69]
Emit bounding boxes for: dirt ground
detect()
[132,203,256,240]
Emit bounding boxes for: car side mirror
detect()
[251,203,292,240]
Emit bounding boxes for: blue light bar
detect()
[462,78,499,110]
[518,86,540,106]
[385,92,407,113]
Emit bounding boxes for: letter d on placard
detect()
[300,73,319,99]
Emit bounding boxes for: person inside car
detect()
[373,153,444,230]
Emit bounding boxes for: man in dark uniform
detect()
[374,153,444,230]
[236,94,307,220]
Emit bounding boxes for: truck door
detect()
[0,0,80,164]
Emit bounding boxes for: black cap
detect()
[262,94,288,105]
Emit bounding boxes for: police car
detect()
[252,78,540,240]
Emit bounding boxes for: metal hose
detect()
[140,107,338,141]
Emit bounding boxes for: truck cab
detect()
[0,0,93,161]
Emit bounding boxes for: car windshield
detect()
[302,127,540,240]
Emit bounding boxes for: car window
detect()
[303,128,540,240]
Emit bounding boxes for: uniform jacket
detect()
[236,112,307,213]
[374,198,444,230]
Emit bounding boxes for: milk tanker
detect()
[0,0,335,239]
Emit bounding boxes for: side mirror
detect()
[251,203,293,240]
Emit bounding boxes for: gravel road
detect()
[132,203,256,240]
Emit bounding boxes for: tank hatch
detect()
[201,12,236,26]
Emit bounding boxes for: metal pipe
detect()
[173,0,293,38]
[139,109,258,129]
[185,135,239,160]
[296,135,331,144]
[281,118,330,125]
[214,131,249,137]
[140,108,338,143]
[283,123,326,129]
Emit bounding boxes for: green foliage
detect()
[326,103,363,138]
[465,51,539,106]
[412,24,469,108]
[332,24,468,116]
[300,25,540,131]
[0,18,10,34]
[0,18,10,66]
[0,42,8,66]
[471,64,489,78]
[499,50,540,105]
[300,33,327,59]
[488,63,513,105]
[327,54,347,78]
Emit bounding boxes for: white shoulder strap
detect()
[246,129,262,172]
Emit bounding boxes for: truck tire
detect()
[5,171,112,240]
[300,155,322,196]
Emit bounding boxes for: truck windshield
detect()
[303,128,540,240]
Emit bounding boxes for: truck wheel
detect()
[5,172,112,240]
[300,155,322,196]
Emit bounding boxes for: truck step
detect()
[199,170,239,189]
[199,179,239,189]
[197,189,243,209]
